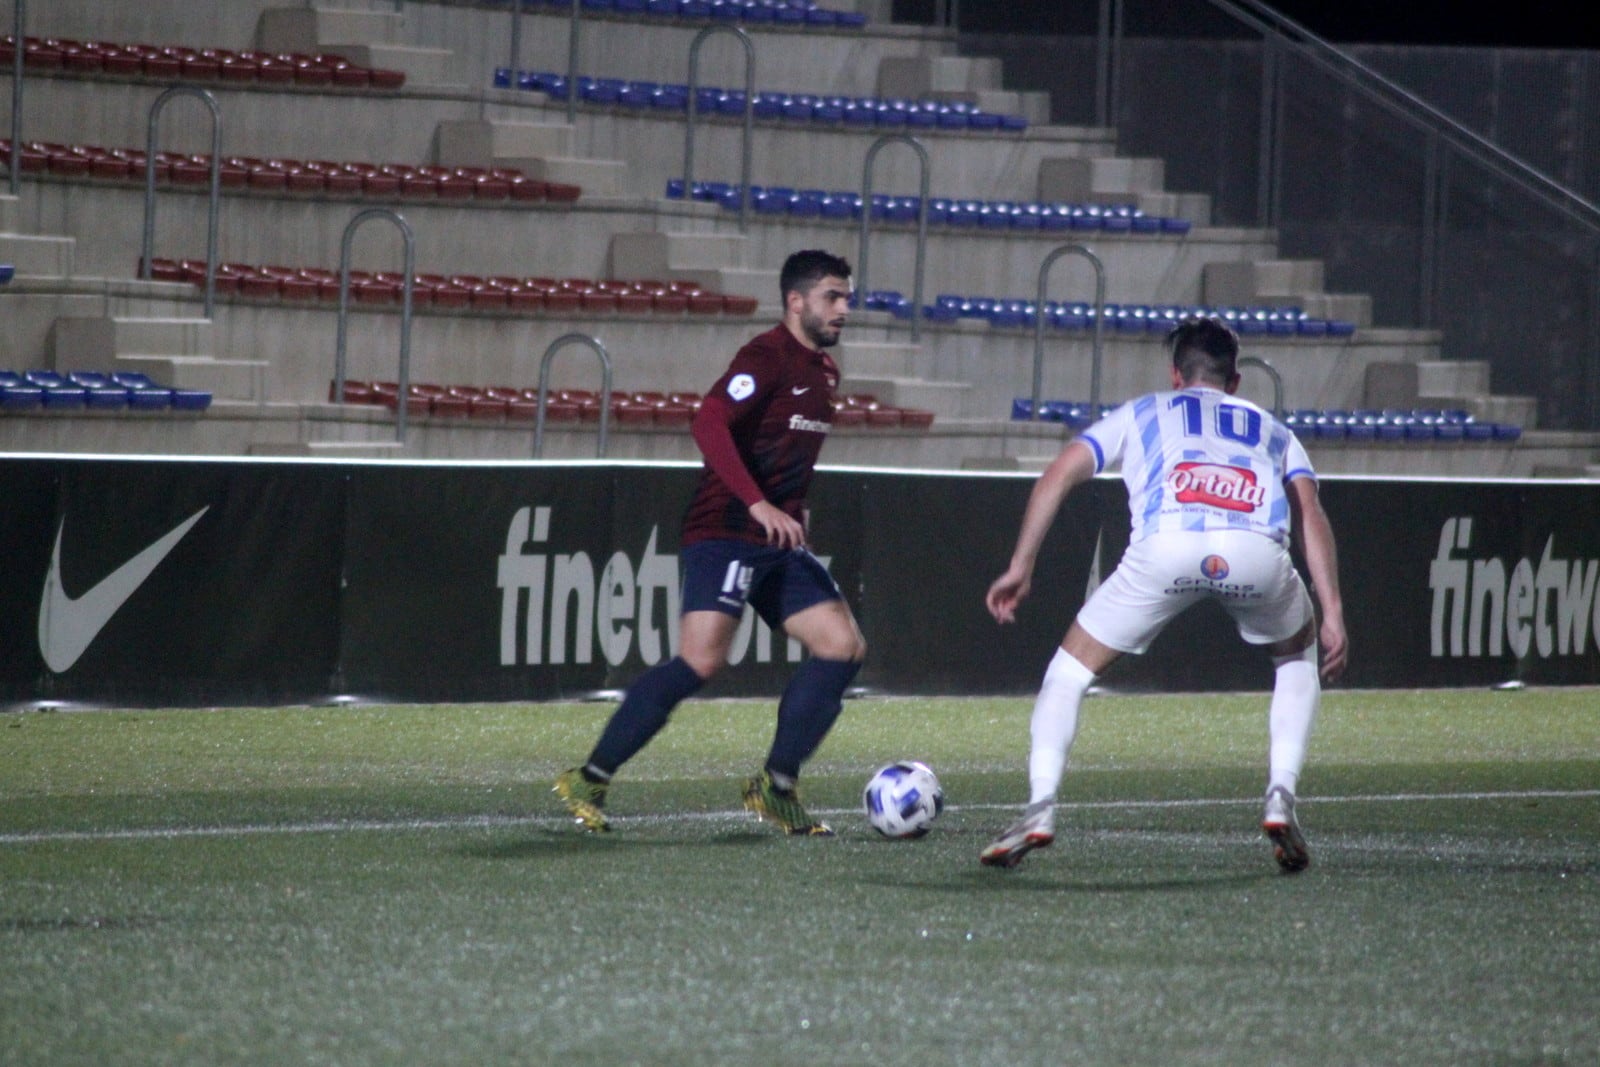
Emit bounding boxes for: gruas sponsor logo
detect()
[1168,462,1265,512]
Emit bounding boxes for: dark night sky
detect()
[938,2,1600,51]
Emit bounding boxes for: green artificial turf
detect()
[2,690,1596,1066]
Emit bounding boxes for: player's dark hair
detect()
[1168,316,1239,386]
[779,249,852,300]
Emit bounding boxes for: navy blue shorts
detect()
[680,540,843,628]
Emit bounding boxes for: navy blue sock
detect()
[765,657,862,780]
[586,657,705,775]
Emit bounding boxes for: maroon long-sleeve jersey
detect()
[680,324,841,546]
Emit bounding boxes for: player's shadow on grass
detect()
[461,829,773,859]
[856,871,1272,894]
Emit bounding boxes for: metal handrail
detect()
[1032,244,1106,418]
[534,333,613,458]
[1205,0,1600,235]
[140,86,223,318]
[1238,354,1283,420]
[683,25,755,234]
[7,0,21,197]
[565,0,581,127]
[507,0,523,96]
[334,208,416,445]
[856,134,930,342]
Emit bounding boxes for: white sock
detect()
[1267,643,1320,796]
[1028,648,1096,805]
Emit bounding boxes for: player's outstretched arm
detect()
[1288,477,1347,681]
[988,441,1097,623]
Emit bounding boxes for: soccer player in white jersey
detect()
[980,316,1348,873]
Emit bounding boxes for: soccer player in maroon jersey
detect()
[555,250,865,835]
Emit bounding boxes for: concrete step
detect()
[435,119,575,168]
[1203,259,1325,303]
[258,8,458,86]
[1429,393,1540,429]
[608,232,747,277]
[1366,359,1538,427]
[1293,292,1372,327]
[840,374,972,417]
[116,355,270,401]
[672,267,780,310]
[836,340,922,377]
[250,440,405,458]
[333,43,459,88]
[257,8,404,53]
[0,233,76,278]
[1203,260,1373,327]
[923,88,1051,127]
[502,155,630,197]
[1131,189,1214,226]
[976,454,1055,473]
[50,316,215,364]
[877,54,1005,97]
[1417,360,1492,398]
[1529,462,1594,479]
[1038,156,1167,200]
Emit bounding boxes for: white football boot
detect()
[979,800,1056,868]
[1262,785,1310,873]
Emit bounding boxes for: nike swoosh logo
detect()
[38,507,209,673]
[792,386,810,395]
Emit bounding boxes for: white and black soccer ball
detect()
[862,761,944,839]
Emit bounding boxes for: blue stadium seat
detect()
[111,371,175,409]
[24,371,89,409]
[0,370,44,410]
[66,371,132,409]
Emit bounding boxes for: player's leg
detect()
[767,598,865,780]
[1224,537,1319,872]
[1259,619,1318,872]
[979,624,1118,868]
[1263,617,1319,800]
[982,537,1179,868]
[742,554,864,835]
[584,610,736,775]
[555,543,747,831]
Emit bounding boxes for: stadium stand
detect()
[0,0,1586,474]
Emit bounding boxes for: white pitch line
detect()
[1,788,1595,845]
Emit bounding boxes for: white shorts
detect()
[1075,529,1313,654]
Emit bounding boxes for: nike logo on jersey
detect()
[37,508,209,673]
[791,386,810,395]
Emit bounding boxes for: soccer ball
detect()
[862,761,944,839]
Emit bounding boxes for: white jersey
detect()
[1078,386,1314,546]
